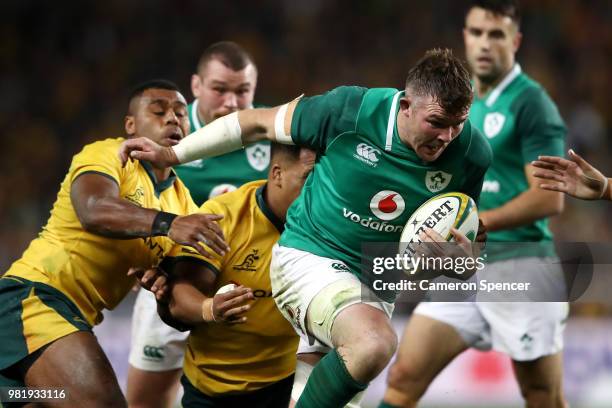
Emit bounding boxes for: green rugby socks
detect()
[295,349,367,408]
[378,402,401,408]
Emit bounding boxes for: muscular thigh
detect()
[513,352,564,392]
[22,331,125,407]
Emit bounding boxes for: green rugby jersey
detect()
[470,64,566,260]
[174,100,270,205]
[278,86,492,291]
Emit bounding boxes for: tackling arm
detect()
[71,173,159,238]
[119,100,300,168]
[71,173,229,256]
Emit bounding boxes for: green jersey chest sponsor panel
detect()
[280,87,491,285]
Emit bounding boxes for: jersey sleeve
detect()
[290,86,367,151]
[462,123,493,206]
[515,87,566,163]
[166,199,231,275]
[69,139,124,185]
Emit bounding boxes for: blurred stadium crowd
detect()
[1,0,611,322]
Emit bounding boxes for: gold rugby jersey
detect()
[5,138,197,325]
[171,180,298,396]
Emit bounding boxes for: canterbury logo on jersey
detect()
[342,208,403,233]
[331,262,351,273]
[143,345,165,360]
[353,143,380,167]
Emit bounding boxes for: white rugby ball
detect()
[399,192,479,253]
[216,283,237,295]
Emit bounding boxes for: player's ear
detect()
[124,115,136,137]
[191,74,202,99]
[270,163,283,188]
[513,30,522,53]
[399,96,412,118]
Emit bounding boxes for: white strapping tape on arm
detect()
[172,111,243,164]
[274,103,294,145]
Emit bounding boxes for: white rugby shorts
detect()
[270,244,393,348]
[128,288,188,371]
[415,257,569,361]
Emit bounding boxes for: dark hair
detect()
[127,79,181,110]
[270,142,303,162]
[405,48,473,116]
[471,0,521,26]
[197,41,256,73]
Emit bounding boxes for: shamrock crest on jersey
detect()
[483,112,506,138]
[246,143,270,171]
[425,171,453,193]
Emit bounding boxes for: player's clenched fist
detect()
[201,285,254,324]
[169,213,230,257]
[119,137,178,169]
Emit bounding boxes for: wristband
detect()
[201,298,216,322]
[151,211,178,236]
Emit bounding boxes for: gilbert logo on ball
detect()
[370,190,405,221]
[399,192,479,257]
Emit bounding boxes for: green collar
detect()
[255,184,284,233]
[140,161,177,198]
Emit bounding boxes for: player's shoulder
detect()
[353,87,401,136]
[460,119,493,169]
[78,137,125,155]
[71,137,126,170]
[511,72,559,112]
[200,180,264,215]
[301,85,368,110]
[325,85,369,99]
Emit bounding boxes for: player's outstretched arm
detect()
[119,100,299,168]
[532,149,611,201]
[71,173,229,256]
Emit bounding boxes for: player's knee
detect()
[387,358,425,398]
[350,325,397,377]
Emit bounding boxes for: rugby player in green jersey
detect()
[127,42,269,408]
[382,2,570,407]
[120,48,492,408]
[175,41,269,205]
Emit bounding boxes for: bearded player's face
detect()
[192,59,257,124]
[463,7,521,84]
[126,88,189,147]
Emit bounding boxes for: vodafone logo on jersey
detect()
[370,190,405,221]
